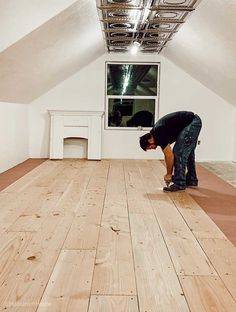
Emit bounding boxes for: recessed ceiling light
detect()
[108,0,133,3]
[110,32,129,37]
[164,0,187,4]
[155,12,178,18]
[151,23,171,29]
[110,23,132,29]
[130,41,141,54]
[108,11,129,18]
[149,33,166,38]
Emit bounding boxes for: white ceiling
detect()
[0,0,235,107]
[0,0,105,103]
[0,0,78,52]
[162,0,236,107]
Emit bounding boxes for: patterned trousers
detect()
[172,115,202,187]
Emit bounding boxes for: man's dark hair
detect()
[139,133,152,151]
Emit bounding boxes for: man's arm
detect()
[162,144,174,185]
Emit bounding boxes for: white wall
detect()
[29,53,235,161]
[0,102,29,173]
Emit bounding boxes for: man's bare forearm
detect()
[165,154,174,175]
[162,144,174,175]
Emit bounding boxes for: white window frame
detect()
[105,61,160,130]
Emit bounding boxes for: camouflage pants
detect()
[172,115,202,187]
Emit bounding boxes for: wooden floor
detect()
[0,159,236,311]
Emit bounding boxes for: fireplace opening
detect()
[63,137,88,158]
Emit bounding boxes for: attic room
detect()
[0,0,236,311]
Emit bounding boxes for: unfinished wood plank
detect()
[53,159,97,200]
[0,192,19,208]
[0,232,32,287]
[64,162,108,249]
[0,186,49,232]
[64,195,107,250]
[137,160,216,276]
[8,190,62,232]
[38,250,96,312]
[8,160,96,231]
[0,192,20,233]
[180,276,236,312]
[31,160,68,188]
[92,226,136,295]
[54,181,87,214]
[91,160,136,296]
[130,213,189,312]
[136,159,164,191]
[170,192,226,239]
[124,160,153,214]
[0,214,74,311]
[153,194,217,275]
[198,238,236,299]
[1,160,58,193]
[1,162,75,231]
[64,215,101,250]
[2,160,95,231]
[89,295,139,312]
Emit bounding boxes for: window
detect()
[105,62,160,129]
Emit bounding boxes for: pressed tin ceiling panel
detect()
[96,0,200,53]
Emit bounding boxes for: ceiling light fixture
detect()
[97,0,200,54]
[130,41,141,54]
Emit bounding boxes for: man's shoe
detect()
[186,182,198,188]
[163,184,186,192]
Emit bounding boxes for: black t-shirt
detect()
[150,111,195,149]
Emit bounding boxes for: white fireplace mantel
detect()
[49,110,104,160]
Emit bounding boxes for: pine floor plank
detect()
[180,276,236,311]
[129,213,189,312]
[64,162,109,250]
[152,196,216,276]
[64,186,105,249]
[0,214,74,311]
[42,160,95,194]
[88,295,139,312]
[91,160,136,296]
[8,190,61,232]
[2,161,74,232]
[1,160,58,193]
[8,160,96,232]
[1,159,235,312]
[54,180,87,214]
[64,191,104,249]
[198,238,236,299]
[0,192,20,234]
[91,226,136,296]
[170,192,226,239]
[123,160,153,214]
[137,160,216,276]
[0,186,49,232]
[0,232,33,288]
[37,250,96,312]
[31,160,68,188]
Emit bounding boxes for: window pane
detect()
[107,64,158,96]
[108,98,155,127]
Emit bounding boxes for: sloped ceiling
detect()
[0,0,105,103]
[0,0,235,107]
[0,0,78,52]
[162,0,236,107]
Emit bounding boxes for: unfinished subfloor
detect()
[0,159,236,311]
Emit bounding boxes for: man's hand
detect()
[164,174,172,186]
[162,145,174,185]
